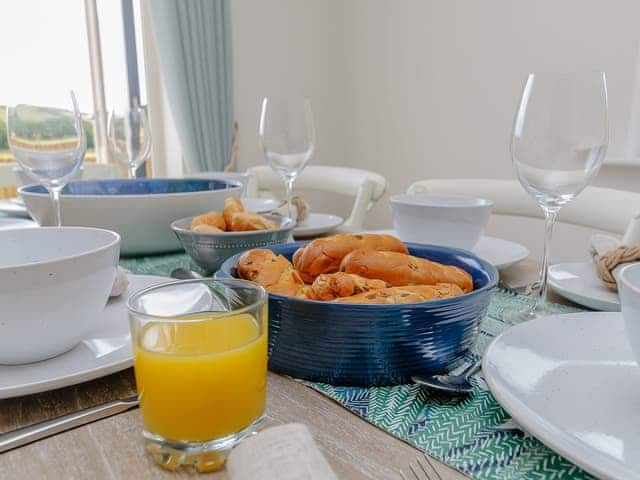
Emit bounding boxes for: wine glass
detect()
[258,97,315,220]
[7,91,86,226]
[508,72,608,322]
[108,102,151,179]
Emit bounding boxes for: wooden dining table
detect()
[0,254,566,480]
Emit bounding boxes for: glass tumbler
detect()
[128,278,268,472]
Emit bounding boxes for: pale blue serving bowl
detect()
[20,178,242,255]
[216,242,498,386]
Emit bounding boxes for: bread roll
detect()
[223,197,244,226]
[191,224,224,233]
[229,212,277,231]
[293,234,408,283]
[236,249,306,297]
[190,211,226,231]
[340,250,473,293]
[335,284,464,304]
[309,273,389,301]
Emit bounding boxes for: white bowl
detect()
[19,178,242,255]
[0,227,120,364]
[617,263,640,364]
[389,194,493,250]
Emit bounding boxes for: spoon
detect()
[411,359,481,394]
[170,268,204,280]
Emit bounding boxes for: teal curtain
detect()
[148,0,233,173]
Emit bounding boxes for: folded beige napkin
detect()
[273,196,310,223]
[110,267,129,297]
[226,423,338,480]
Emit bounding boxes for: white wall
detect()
[232,0,640,229]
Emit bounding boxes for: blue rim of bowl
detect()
[18,178,242,199]
[0,226,120,271]
[171,214,295,237]
[217,241,499,308]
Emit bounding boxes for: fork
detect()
[399,454,443,480]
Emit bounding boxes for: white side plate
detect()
[294,213,344,237]
[549,262,620,311]
[0,217,37,230]
[484,312,640,480]
[0,198,30,218]
[0,274,171,399]
[241,197,281,213]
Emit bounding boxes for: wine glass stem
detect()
[533,207,558,313]
[284,177,295,220]
[129,164,138,179]
[50,186,63,227]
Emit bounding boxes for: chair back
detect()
[246,165,387,229]
[408,178,640,235]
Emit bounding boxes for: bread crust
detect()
[229,212,277,231]
[190,211,227,231]
[293,234,408,283]
[339,250,473,293]
[335,284,464,304]
[223,197,244,226]
[236,249,306,297]
[309,273,389,301]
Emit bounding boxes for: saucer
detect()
[294,213,344,237]
[549,262,619,311]
[0,274,171,399]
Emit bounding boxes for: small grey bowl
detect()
[171,214,295,273]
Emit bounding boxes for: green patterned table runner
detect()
[123,252,595,479]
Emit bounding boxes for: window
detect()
[0,0,146,175]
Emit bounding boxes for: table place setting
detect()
[5,71,640,480]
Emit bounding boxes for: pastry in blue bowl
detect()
[216,233,498,386]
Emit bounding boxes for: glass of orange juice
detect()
[127,278,268,472]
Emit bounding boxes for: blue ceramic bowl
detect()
[20,178,243,255]
[216,242,498,386]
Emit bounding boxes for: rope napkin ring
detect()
[275,196,310,223]
[596,245,640,291]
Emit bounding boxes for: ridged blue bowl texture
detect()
[216,242,498,386]
[20,178,237,196]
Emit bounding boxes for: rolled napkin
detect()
[274,196,310,223]
[590,233,640,291]
[226,423,338,480]
[110,267,129,297]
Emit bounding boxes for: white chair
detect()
[408,178,640,235]
[407,178,640,263]
[245,165,387,230]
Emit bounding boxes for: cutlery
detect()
[0,395,138,453]
[411,360,481,394]
[399,454,441,480]
[170,267,204,280]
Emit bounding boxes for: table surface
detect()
[0,259,550,480]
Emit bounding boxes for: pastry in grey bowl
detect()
[171,214,295,273]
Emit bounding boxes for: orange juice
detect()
[133,312,267,442]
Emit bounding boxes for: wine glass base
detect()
[143,415,265,472]
[502,301,556,325]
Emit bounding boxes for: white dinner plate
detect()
[484,312,640,480]
[294,213,344,237]
[0,274,171,399]
[241,197,281,213]
[0,217,37,230]
[0,198,31,218]
[549,262,619,311]
[369,230,529,270]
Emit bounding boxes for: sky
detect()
[0,0,145,114]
